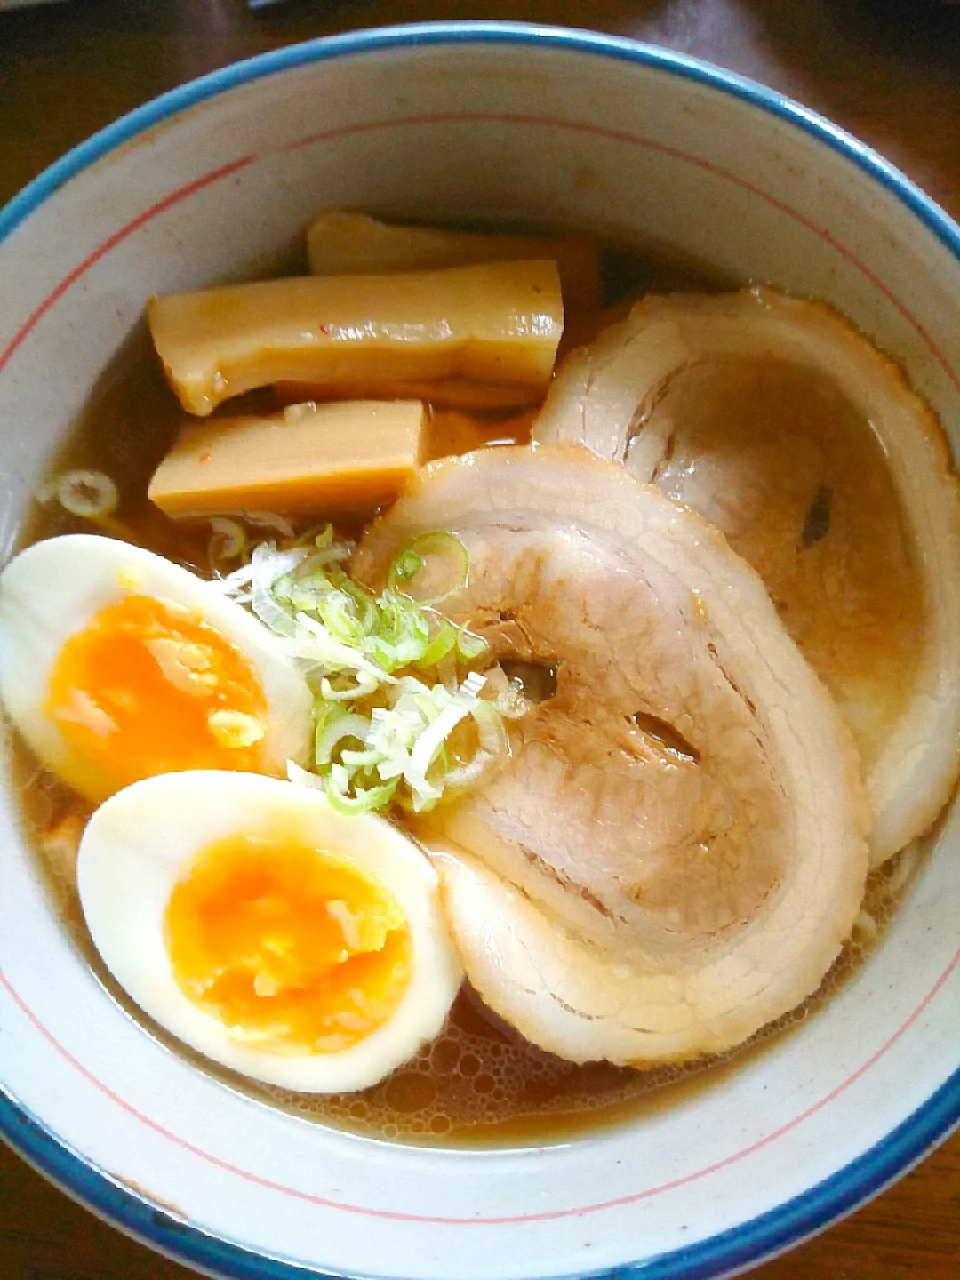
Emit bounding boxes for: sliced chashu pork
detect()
[533,289,960,865]
[354,446,869,1064]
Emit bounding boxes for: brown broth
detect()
[4,234,934,1148]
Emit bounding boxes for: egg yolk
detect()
[165,835,413,1053]
[45,594,269,797]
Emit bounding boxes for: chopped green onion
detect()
[389,549,422,584]
[209,517,246,564]
[387,531,469,605]
[324,766,399,815]
[223,523,519,814]
[244,511,296,538]
[315,711,370,768]
[55,470,118,519]
[318,671,381,702]
[288,758,396,814]
[416,619,458,669]
[456,628,488,661]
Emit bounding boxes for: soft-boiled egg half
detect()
[0,534,311,802]
[76,771,462,1091]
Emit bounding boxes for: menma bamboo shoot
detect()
[148,261,563,417]
[148,401,426,517]
[307,211,600,314]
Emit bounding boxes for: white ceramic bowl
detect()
[0,22,958,1280]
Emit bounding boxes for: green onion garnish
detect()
[387,531,470,605]
[219,523,510,814]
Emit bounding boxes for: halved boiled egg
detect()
[76,771,462,1091]
[0,534,311,802]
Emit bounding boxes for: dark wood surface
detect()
[1,2,959,1276]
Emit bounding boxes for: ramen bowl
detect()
[0,22,958,1280]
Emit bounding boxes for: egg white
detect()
[76,771,463,1092]
[0,534,311,800]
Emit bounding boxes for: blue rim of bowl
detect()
[0,19,959,1280]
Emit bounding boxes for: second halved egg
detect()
[77,771,462,1091]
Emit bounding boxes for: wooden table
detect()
[1,1,959,1276]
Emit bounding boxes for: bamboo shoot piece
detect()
[148,261,563,417]
[147,401,426,518]
[307,211,601,314]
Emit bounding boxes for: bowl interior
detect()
[0,25,958,1280]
